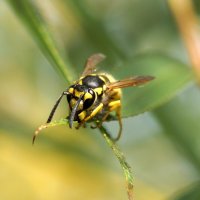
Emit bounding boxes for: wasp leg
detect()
[76,103,103,129]
[114,106,122,141]
[106,100,122,141]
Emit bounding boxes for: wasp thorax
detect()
[82,75,105,88]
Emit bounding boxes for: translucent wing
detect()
[81,53,106,76]
[107,76,155,90]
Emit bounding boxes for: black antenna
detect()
[69,95,83,128]
[46,92,67,123]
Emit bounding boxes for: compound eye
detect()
[66,93,72,103]
[83,98,95,110]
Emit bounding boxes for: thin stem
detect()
[99,125,134,200]
[8,0,76,84]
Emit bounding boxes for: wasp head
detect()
[66,84,96,127]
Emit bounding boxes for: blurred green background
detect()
[1,0,200,200]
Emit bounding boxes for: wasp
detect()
[46,53,154,141]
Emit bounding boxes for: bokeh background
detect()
[1,0,200,200]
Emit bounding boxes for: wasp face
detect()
[66,83,97,125]
[67,85,96,110]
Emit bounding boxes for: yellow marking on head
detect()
[84,92,93,101]
[68,87,74,94]
[74,90,84,97]
[94,87,103,95]
[78,111,87,121]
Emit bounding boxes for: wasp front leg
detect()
[76,103,104,129]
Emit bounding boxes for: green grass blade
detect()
[7,0,76,84]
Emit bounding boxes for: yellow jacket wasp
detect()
[34,53,154,143]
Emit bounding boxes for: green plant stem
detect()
[99,125,134,200]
